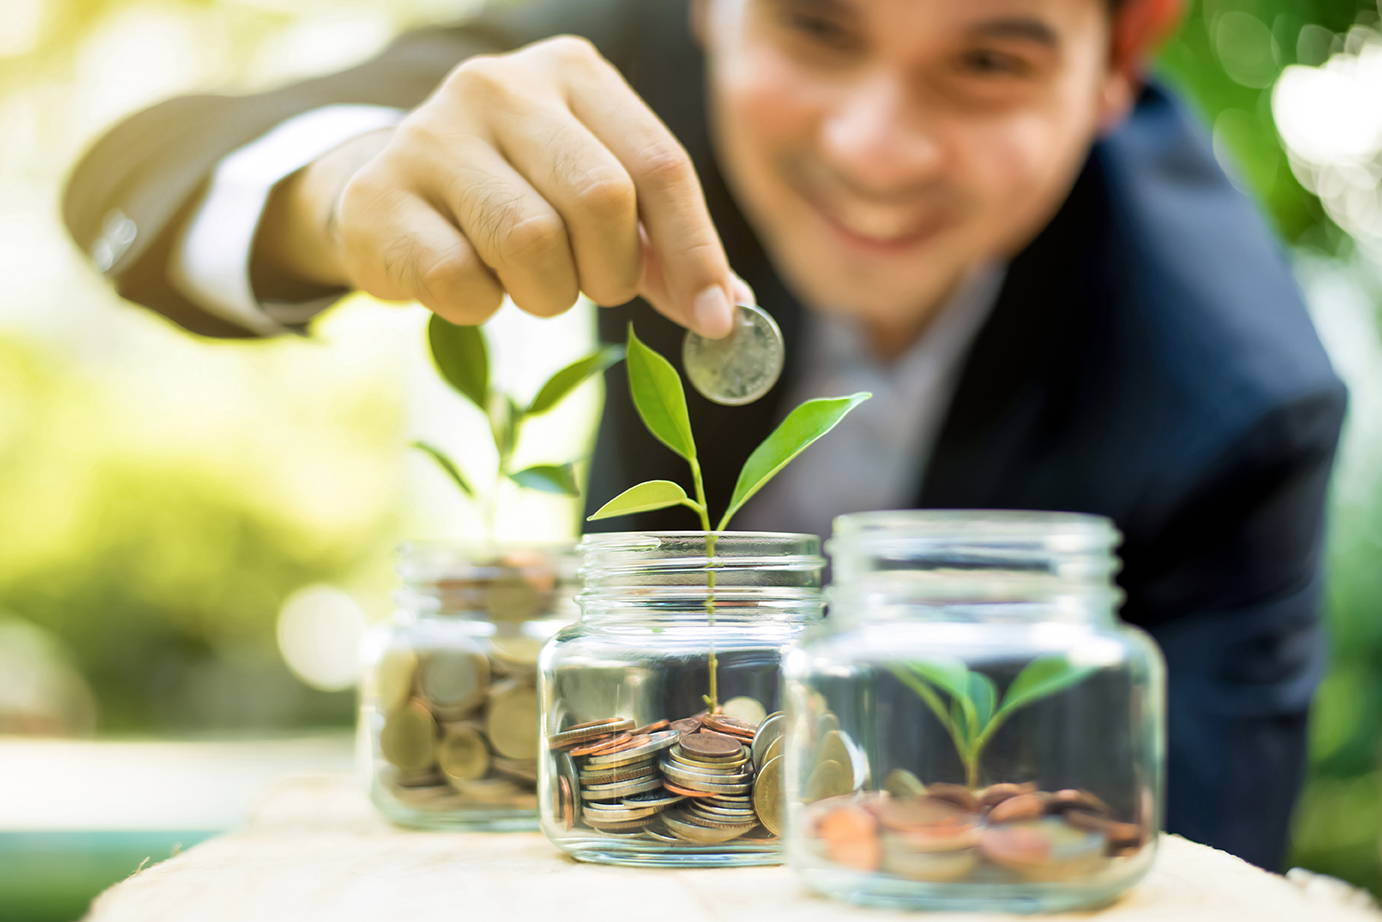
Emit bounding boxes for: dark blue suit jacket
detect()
[64,0,1346,870]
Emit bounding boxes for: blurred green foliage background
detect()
[0,0,1378,917]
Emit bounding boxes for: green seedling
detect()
[588,324,870,532]
[416,314,624,542]
[588,323,869,709]
[889,655,1096,788]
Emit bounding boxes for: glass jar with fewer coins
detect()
[783,511,1164,912]
[360,542,576,830]
[538,531,824,867]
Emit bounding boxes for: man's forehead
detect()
[759,0,1094,36]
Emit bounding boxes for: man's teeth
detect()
[832,208,926,241]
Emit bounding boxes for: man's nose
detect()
[818,75,945,197]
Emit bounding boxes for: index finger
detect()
[564,57,735,339]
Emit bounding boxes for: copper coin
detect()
[979,823,1053,867]
[876,796,971,831]
[988,791,1051,824]
[978,782,1037,810]
[817,803,882,872]
[924,782,980,813]
[680,730,744,758]
[670,717,703,736]
[1106,821,1146,849]
[568,732,632,757]
[559,776,574,830]
[663,782,722,799]
[702,713,758,738]
[631,719,670,735]
[547,717,634,750]
[1050,788,1111,817]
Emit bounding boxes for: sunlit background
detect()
[1,0,1379,918]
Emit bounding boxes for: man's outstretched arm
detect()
[61,0,640,337]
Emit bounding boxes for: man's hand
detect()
[257,35,743,338]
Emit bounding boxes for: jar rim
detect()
[831,510,1119,546]
[578,531,824,563]
[395,540,577,585]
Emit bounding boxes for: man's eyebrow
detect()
[968,17,1061,48]
[764,0,855,17]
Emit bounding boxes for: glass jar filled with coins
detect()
[783,511,1164,912]
[360,542,576,830]
[538,531,823,866]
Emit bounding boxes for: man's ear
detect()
[1098,0,1184,135]
[1096,69,1137,136]
[690,0,709,47]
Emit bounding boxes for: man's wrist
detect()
[253,126,394,290]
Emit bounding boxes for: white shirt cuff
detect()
[169,104,405,335]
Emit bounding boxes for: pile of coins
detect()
[370,554,563,816]
[548,703,787,845]
[810,777,1149,883]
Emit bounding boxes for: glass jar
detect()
[359,542,576,830]
[783,511,1164,912]
[537,531,824,867]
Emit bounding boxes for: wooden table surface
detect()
[85,774,1380,922]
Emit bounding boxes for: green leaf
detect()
[888,664,965,749]
[427,314,489,409]
[968,671,998,736]
[717,392,871,529]
[626,324,696,461]
[901,657,976,744]
[587,480,694,521]
[509,463,580,497]
[410,440,475,499]
[901,658,971,704]
[994,656,1096,723]
[488,393,521,462]
[527,345,625,416]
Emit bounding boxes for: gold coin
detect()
[486,681,539,759]
[417,647,489,719]
[751,712,784,771]
[379,699,437,772]
[489,635,544,672]
[484,575,544,622]
[884,768,927,800]
[369,648,417,713]
[806,759,854,802]
[752,754,785,836]
[721,696,767,726]
[438,723,489,786]
[816,728,853,772]
[682,303,785,406]
[882,836,979,882]
[662,811,754,844]
[760,734,784,767]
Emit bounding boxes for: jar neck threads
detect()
[827,511,1123,624]
[395,541,576,620]
[577,531,824,624]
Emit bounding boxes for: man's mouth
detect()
[800,188,950,253]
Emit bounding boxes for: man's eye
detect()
[959,49,1031,77]
[786,12,854,49]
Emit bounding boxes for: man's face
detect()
[698,0,1132,333]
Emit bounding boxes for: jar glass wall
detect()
[538,532,823,867]
[783,511,1164,912]
[359,542,576,830]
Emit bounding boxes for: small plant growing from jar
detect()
[784,511,1164,911]
[362,316,620,830]
[537,325,868,865]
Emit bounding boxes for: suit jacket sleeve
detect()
[61,0,642,338]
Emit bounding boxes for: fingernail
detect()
[692,284,733,339]
[730,272,756,306]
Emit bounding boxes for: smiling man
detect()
[64,0,1345,870]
